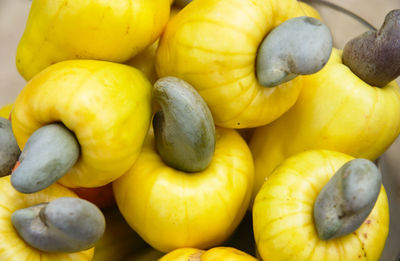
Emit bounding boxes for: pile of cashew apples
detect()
[1,0,400,260]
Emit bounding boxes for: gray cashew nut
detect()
[11,123,80,194]
[12,197,106,253]
[313,158,381,240]
[153,77,216,172]
[0,117,20,176]
[256,16,332,87]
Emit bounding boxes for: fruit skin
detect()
[16,0,170,80]
[126,6,181,84]
[126,40,160,84]
[0,176,94,260]
[253,150,389,261]
[156,0,321,128]
[71,183,115,209]
[0,103,13,119]
[113,128,254,253]
[296,1,322,18]
[250,48,400,204]
[159,247,258,261]
[11,59,152,188]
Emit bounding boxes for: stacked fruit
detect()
[1,0,399,260]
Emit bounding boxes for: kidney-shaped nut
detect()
[11,123,80,194]
[313,158,381,240]
[12,197,106,253]
[0,117,20,176]
[256,16,332,87]
[342,9,400,87]
[153,77,216,172]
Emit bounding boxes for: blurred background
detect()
[0,0,30,106]
[1,0,399,260]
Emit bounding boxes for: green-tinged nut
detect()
[256,16,332,87]
[12,197,105,253]
[11,123,80,193]
[342,9,400,87]
[153,76,216,172]
[174,0,192,7]
[313,158,381,240]
[0,117,20,176]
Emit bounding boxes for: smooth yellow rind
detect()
[0,104,13,119]
[113,128,254,253]
[156,0,321,128]
[12,60,152,188]
[250,48,400,203]
[159,247,257,261]
[253,150,389,261]
[126,6,182,84]
[17,0,170,80]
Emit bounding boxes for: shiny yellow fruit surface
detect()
[0,176,94,261]
[12,60,152,188]
[159,247,257,261]
[113,128,254,253]
[126,40,160,84]
[126,6,182,84]
[156,0,320,128]
[0,103,13,119]
[17,0,170,80]
[296,1,322,18]
[253,150,389,261]
[250,48,400,203]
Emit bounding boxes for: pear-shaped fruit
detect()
[16,0,170,80]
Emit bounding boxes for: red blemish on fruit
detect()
[11,161,20,172]
[71,183,115,208]
[365,219,371,224]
